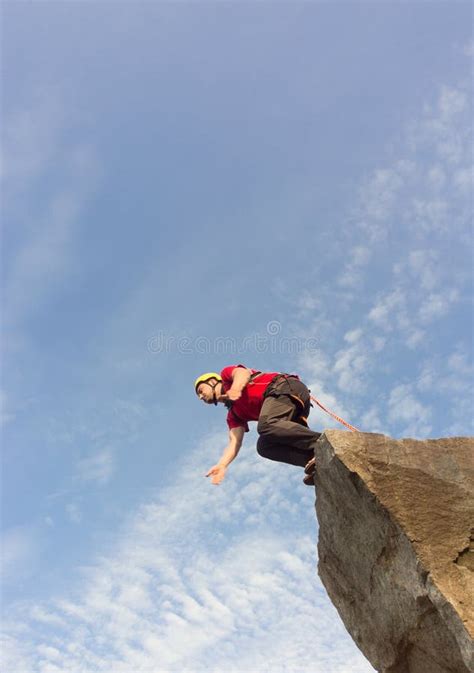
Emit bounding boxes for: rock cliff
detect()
[314,430,474,673]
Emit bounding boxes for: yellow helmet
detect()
[194,372,222,393]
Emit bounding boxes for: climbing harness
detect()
[309,395,359,432]
[260,373,360,432]
[262,374,310,426]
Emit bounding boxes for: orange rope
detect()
[310,395,360,432]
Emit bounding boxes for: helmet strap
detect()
[200,379,220,406]
[210,380,220,406]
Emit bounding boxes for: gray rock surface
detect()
[314,430,474,673]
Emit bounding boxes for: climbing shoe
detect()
[303,456,316,485]
[303,471,315,486]
[304,457,316,474]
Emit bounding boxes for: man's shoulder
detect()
[220,364,253,378]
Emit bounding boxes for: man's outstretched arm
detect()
[206,426,245,485]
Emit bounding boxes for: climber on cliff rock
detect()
[195,365,320,486]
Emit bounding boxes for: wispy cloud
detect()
[76,448,115,486]
[333,339,370,396]
[357,160,415,241]
[415,346,474,436]
[387,383,432,437]
[345,79,471,263]
[394,249,439,290]
[66,503,83,524]
[292,71,472,439]
[337,246,371,289]
[368,288,406,330]
[0,526,40,584]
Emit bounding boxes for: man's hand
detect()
[226,388,242,401]
[206,464,226,485]
[206,428,244,486]
[226,368,251,401]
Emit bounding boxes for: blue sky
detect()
[1,2,473,671]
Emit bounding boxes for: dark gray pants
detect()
[256,376,320,467]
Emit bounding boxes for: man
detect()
[195,364,320,486]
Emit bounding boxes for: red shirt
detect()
[220,364,280,432]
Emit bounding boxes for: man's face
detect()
[196,380,220,404]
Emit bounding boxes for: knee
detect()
[256,438,271,459]
[257,416,271,436]
[257,435,273,458]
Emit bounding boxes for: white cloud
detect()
[406,249,439,290]
[409,85,469,167]
[338,246,371,288]
[438,86,467,121]
[297,291,323,313]
[447,351,472,375]
[463,40,474,57]
[296,349,354,429]
[0,526,39,583]
[410,197,449,234]
[368,288,405,329]
[292,77,472,438]
[418,289,459,323]
[344,328,363,344]
[0,634,36,673]
[406,329,425,350]
[341,79,472,270]
[410,347,473,436]
[37,645,61,661]
[333,342,369,395]
[365,272,460,343]
[360,406,386,435]
[66,504,83,524]
[417,348,473,398]
[427,164,446,189]
[453,165,474,194]
[76,448,115,485]
[358,161,414,233]
[28,606,67,629]
[387,383,432,437]
[372,335,387,353]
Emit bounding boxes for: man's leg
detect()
[256,394,320,467]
